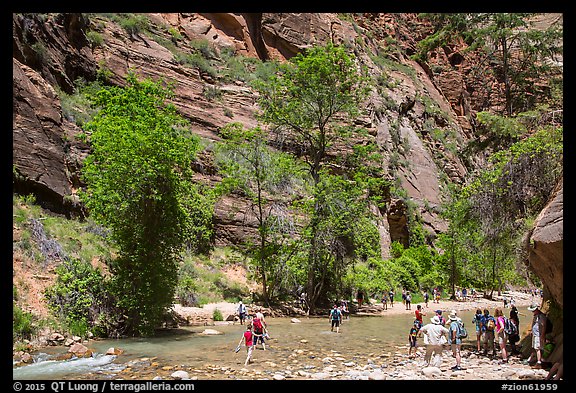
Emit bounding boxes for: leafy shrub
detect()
[212,308,223,321]
[86,30,104,49]
[13,304,36,341]
[45,258,108,337]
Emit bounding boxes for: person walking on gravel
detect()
[420,315,449,367]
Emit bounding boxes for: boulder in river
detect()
[68,342,92,358]
[201,328,223,335]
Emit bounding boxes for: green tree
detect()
[252,42,371,312]
[214,123,303,306]
[455,126,562,297]
[417,13,562,116]
[80,72,213,336]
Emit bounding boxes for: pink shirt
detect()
[496,316,506,333]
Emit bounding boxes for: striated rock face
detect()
[525,177,563,372]
[14,12,556,252]
[11,12,467,248]
[527,178,563,310]
[13,57,90,217]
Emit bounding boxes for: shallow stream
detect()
[13,306,531,380]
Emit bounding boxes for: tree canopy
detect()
[80,72,213,335]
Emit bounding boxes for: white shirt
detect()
[420,323,450,345]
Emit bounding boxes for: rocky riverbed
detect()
[15,290,559,381]
[63,342,551,381]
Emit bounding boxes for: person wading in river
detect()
[237,301,247,325]
[329,304,343,333]
[415,304,426,330]
[252,313,267,350]
[236,323,254,365]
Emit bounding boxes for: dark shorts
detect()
[253,333,265,345]
[331,319,340,328]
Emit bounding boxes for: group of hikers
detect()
[233,290,556,377]
[407,300,554,373]
[235,302,270,366]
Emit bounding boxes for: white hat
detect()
[449,310,458,321]
[431,315,441,324]
[527,303,540,311]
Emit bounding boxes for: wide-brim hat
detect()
[527,303,540,311]
[448,310,458,321]
[431,315,441,324]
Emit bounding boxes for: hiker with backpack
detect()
[508,305,521,355]
[435,309,447,326]
[329,304,343,333]
[472,308,483,353]
[448,310,464,371]
[494,308,508,363]
[480,309,497,357]
[252,313,267,350]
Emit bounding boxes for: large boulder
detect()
[526,178,563,310]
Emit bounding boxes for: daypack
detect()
[504,317,518,336]
[453,320,468,339]
[458,320,468,339]
[330,308,341,321]
[486,317,496,331]
[253,317,263,333]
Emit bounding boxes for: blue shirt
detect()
[449,320,462,344]
[472,313,483,331]
[480,315,495,332]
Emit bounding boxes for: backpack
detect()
[545,315,553,335]
[331,308,341,320]
[504,317,518,336]
[253,317,263,333]
[454,320,468,339]
[486,317,495,331]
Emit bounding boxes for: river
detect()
[13,307,532,380]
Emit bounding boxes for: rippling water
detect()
[13,305,531,380]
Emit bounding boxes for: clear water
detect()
[13,306,531,380]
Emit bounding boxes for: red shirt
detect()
[415,309,424,323]
[244,331,253,346]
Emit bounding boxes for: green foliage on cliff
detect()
[214,123,305,306]
[415,13,563,116]
[252,42,374,310]
[440,126,562,296]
